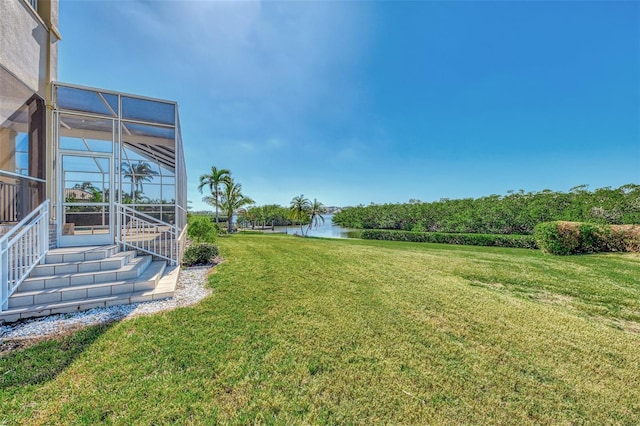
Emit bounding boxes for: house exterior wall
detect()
[0,0,58,222]
[0,0,58,98]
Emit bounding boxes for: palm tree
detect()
[219,178,255,233]
[289,194,311,235]
[198,166,231,223]
[305,198,325,236]
[202,195,216,208]
[121,161,158,202]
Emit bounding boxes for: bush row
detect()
[533,221,640,255]
[360,229,538,249]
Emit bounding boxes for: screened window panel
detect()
[121,96,175,125]
[139,184,161,202]
[56,86,118,117]
[161,184,175,203]
[58,114,114,152]
[60,136,113,153]
[123,122,175,140]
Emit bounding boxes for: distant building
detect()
[64,188,93,201]
[324,206,343,214]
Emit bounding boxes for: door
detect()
[59,153,113,246]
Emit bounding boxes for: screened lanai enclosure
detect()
[53,83,186,264]
[0,69,46,232]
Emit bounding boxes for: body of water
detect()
[272,214,355,239]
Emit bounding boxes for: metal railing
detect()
[0,182,18,223]
[1,199,49,311]
[0,171,46,224]
[116,203,184,266]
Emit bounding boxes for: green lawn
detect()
[2,234,640,424]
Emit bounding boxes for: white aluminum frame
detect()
[57,151,114,247]
[52,82,186,259]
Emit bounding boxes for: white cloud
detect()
[266,137,286,149]
[109,0,373,211]
[113,1,370,116]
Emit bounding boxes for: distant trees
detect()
[239,204,292,228]
[233,195,327,236]
[194,173,332,236]
[333,184,640,235]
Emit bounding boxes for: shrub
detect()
[360,230,537,249]
[534,221,640,255]
[533,222,581,255]
[213,222,228,236]
[609,225,640,252]
[187,215,218,243]
[346,230,363,239]
[578,222,607,254]
[183,243,219,266]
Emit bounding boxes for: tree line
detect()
[332,184,640,235]
[198,165,325,236]
[237,195,326,236]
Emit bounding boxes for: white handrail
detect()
[1,199,50,311]
[176,226,187,266]
[0,169,47,183]
[115,203,184,266]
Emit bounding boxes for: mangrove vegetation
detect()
[333,184,640,235]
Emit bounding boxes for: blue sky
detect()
[59,0,640,210]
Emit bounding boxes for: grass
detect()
[1,234,640,424]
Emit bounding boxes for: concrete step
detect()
[0,261,174,323]
[44,245,120,264]
[8,261,166,309]
[17,255,152,293]
[0,242,181,324]
[30,250,137,277]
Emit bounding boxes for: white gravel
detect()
[0,266,212,341]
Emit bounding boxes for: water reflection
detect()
[272,214,356,239]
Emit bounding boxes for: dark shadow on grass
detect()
[0,322,113,389]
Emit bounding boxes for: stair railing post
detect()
[39,201,49,262]
[1,238,8,311]
[116,203,121,249]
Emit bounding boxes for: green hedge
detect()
[534,221,640,255]
[361,229,538,249]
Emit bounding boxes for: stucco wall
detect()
[0,0,50,96]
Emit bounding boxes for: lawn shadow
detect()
[0,322,113,389]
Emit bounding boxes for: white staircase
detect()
[0,245,178,324]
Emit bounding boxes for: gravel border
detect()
[0,265,213,343]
